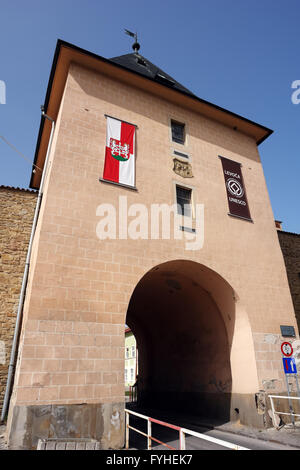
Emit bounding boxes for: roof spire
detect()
[124,29,140,53]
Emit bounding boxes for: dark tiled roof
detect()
[110,53,195,97]
[30,40,274,189]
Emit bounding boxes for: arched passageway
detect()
[126,260,258,424]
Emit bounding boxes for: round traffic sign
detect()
[281,342,293,357]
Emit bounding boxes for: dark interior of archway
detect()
[126,263,232,422]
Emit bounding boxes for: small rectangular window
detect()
[125,369,128,382]
[131,346,135,358]
[173,149,189,160]
[130,368,134,381]
[126,347,129,359]
[176,185,192,217]
[171,120,185,144]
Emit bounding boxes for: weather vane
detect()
[124,29,140,53]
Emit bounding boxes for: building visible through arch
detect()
[2,40,298,449]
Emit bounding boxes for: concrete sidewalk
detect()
[202,417,300,449]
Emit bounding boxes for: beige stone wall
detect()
[8,62,298,420]
[0,186,37,410]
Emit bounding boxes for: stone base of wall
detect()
[7,402,124,450]
[8,393,268,449]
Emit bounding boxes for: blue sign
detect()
[282,357,297,374]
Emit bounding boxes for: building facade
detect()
[3,40,299,449]
[124,328,137,387]
[277,229,300,332]
[0,186,37,410]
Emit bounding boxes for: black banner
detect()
[219,156,252,222]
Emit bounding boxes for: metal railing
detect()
[125,408,249,450]
[269,395,300,425]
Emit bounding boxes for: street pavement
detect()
[126,404,300,451]
[128,420,299,450]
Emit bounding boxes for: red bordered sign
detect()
[281,342,293,357]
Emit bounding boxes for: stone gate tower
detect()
[4,40,299,449]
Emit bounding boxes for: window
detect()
[130,368,134,382]
[171,120,185,144]
[173,149,190,160]
[131,346,135,358]
[125,369,128,382]
[176,185,192,217]
[126,347,129,359]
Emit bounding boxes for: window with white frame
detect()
[131,346,135,358]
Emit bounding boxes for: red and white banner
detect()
[103,116,136,187]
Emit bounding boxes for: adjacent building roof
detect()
[0,185,37,194]
[278,230,300,237]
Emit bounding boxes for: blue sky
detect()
[0,0,299,232]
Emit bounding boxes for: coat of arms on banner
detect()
[110,138,130,162]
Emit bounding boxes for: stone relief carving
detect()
[173,158,193,178]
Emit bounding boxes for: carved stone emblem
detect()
[173,158,193,178]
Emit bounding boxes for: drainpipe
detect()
[1,108,55,422]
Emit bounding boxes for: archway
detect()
[126,259,259,425]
